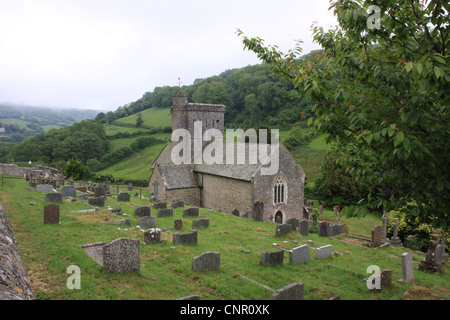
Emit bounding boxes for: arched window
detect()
[273,176,286,204]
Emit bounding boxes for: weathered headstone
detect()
[144,228,161,244]
[76,186,87,193]
[329,224,342,237]
[44,192,63,203]
[192,218,209,229]
[318,221,330,237]
[157,208,173,217]
[371,225,382,247]
[271,282,304,300]
[319,204,324,215]
[134,206,151,217]
[117,192,130,202]
[152,202,167,209]
[399,252,415,283]
[88,196,105,207]
[380,269,392,288]
[138,216,157,229]
[390,218,403,247]
[102,238,140,273]
[381,212,388,243]
[289,245,310,264]
[192,252,220,271]
[37,184,56,192]
[77,193,88,200]
[174,219,183,230]
[68,177,74,186]
[231,209,240,217]
[105,219,130,226]
[315,245,333,260]
[253,200,264,221]
[299,219,309,237]
[128,183,133,191]
[43,204,60,224]
[94,185,106,198]
[340,224,348,235]
[275,224,292,237]
[171,200,184,209]
[173,230,198,245]
[418,240,443,274]
[61,185,77,198]
[260,250,284,266]
[183,207,199,217]
[286,218,299,231]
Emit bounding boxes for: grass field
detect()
[113,107,172,128]
[1,177,448,300]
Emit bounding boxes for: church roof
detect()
[157,163,199,189]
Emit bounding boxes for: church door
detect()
[275,211,283,224]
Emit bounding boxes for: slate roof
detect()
[157,163,198,190]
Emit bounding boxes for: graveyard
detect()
[0,176,449,300]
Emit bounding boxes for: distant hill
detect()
[0,104,99,143]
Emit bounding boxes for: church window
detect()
[273,176,286,204]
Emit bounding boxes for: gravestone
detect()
[117,192,130,202]
[173,230,198,245]
[37,184,56,192]
[399,252,415,282]
[231,209,240,217]
[286,218,299,231]
[319,204,324,215]
[158,208,173,217]
[43,204,60,224]
[174,219,183,230]
[340,224,348,235]
[315,245,333,260]
[76,186,87,193]
[329,224,342,237]
[192,218,209,229]
[68,177,74,186]
[418,240,443,274]
[183,207,199,217]
[253,200,264,221]
[289,245,310,264]
[172,200,184,209]
[380,270,392,288]
[134,206,151,217]
[260,250,284,266]
[105,219,130,226]
[275,224,292,237]
[390,218,403,247]
[138,216,157,229]
[128,183,133,191]
[77,193,88,200]
[381,212,389,243]
[192,252,220,271]
[102,238,140,273]
[144,228,162,244]
[152,202,167,209]
[271,282,304,300]
[318,221,330,237]
[88,196,105,207]
[44,192,63,203]
[299,219,309,237]
[371,225,382,247]
[61,185,77,198]
[94,185,106,198]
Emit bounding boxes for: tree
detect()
[105,111,116,124]
[136,113,144,127]
[238,0,450,228]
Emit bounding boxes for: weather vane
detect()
[178,77,182,91]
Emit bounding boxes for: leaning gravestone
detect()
[271,282,304,300]
[94,185,106,198]
[61,185,77,198]
[45,192,63,203]
[399,252,415,283]
[171,200,184,209]
[192,252,220,271]
[144,228,161,244]
[289,244,310,264]
[275,224,292,237]
[318,221,330,237]
[260,250,284,266]
[134,206,151,217]
[183,207,199,217]
[286,218,299,231]
[102,238,140,273]
[117,192,130,202]
[43,204,60,224]
[418,240,443,274]
[157,208,173,217]
[371,225,382,247]
[138,216,157,229]
[315,245,333,260]
[192,218,209,229]
[88,196,105,207]
[173,230,197,245]
[299,220,309,237]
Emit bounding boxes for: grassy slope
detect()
[1,177,448,300]
[113,107,172,128]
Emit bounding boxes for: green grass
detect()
[98,143,167,180]
[103,124,149,136]
[1,176,449,300]
[113,107,172,128]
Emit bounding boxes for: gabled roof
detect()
[157,163,198,190]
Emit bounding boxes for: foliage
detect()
[238,0,450,228]
[135,113,144,127]
[63,159,86,180]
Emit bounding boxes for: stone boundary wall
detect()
[0,163,62,179]
[0,204,35,300]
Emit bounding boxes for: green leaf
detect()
[404,62,413,72]
[394,132,404,147]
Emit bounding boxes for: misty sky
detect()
[0,0,338,111]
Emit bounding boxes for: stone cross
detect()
[390,218,403,247]
[381,211,388,243]
[392,218,399,238]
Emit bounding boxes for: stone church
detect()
[148,92,306,224]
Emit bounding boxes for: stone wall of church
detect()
[201,173,253,215]
[165,188,201,207]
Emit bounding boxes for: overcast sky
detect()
[0,0,338,111]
